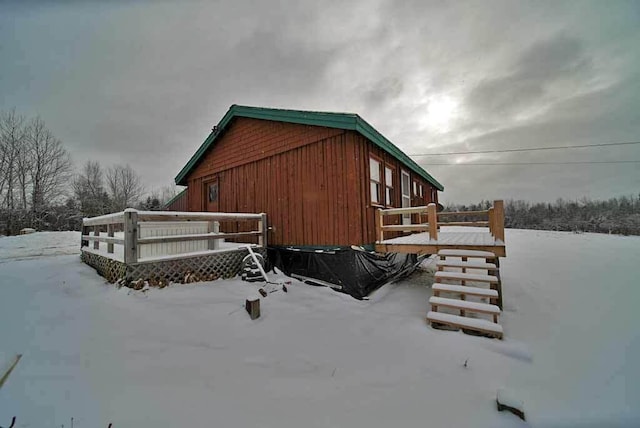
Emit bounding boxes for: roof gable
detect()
[175,105,443,190]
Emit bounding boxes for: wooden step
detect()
[438,249,496,259]
[436,260,497,270]
[427,312,503,339]
[429,296,501,315]
[435,271,499,284]
[432,283,498,299]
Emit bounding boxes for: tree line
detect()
[0,109,178,235]
[443,196,640,236]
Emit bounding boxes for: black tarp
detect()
[268,246,421,299]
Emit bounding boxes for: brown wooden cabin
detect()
[163,188,188,211]
[172,105,444,298]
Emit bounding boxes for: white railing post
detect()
[81,221,89,248]
[124,209,138,264]
[208,220,220,250]
[93,226,100,250]
[258,213,268,247]
[107,224,114,254]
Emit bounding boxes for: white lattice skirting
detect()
[81,248,267,284]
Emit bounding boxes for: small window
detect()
[419,184,423,198]
[385,166,394,206]
[401,170,411,225]
[413,181,417,196]
[208,182,218,202]
[370,158,382,204]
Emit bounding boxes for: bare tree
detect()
[106,164,144,211]
[73,161,109,217]
[0,110,28,233]
[26,117,73,218]
[0,109,26,211]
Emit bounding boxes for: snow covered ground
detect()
[0,229,638,427]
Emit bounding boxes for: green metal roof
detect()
[175,105,444,191]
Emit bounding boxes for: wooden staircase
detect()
[427,249,504,339]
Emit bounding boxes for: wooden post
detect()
[208,221,220,250]
[0,354,22,389]
[107,224,114,254]
[494,200,505,243]
[258,213,268,247]
[494,256,503,310]
[375,209,384,242]
[124,209,138,264]
[245,296,260,320]
[93,226,100,250]
[427,203,437,241]
[488,208,494,236]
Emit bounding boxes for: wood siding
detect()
[165,191,188,211]
[185,117,439,247]
[362,136,439,242]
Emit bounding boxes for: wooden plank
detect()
[381,224,429,232]
[82,213,125,226]
[137,231,261,245]
[427,312,503,338]
[437,210,489,217]
[438,221,490,227]
[429,296,501,315]
[435,271,498,283]
[379,205,429,215]
[137,213,262,222]
[432,283,498,298]
[439,249,497,258]
[81,235,125,245]
[436,260,497,270]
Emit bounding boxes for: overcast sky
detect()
[1,0,639,203]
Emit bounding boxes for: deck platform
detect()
[375,229,505,257]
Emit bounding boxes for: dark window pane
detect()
[209,183,218,202]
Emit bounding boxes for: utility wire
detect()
[425,160,640,166]
[409,141,640,156]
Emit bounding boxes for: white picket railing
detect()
[81,209,267,263]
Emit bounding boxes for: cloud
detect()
[464,34,594,123]
[0,0,638,203]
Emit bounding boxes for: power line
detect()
[409,141,640,156]
[425,160,640,166]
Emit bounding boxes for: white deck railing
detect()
[81,209,268,263]
[376,200,505,243]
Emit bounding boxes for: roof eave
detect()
[175,105,444,191]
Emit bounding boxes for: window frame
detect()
[401,170,411,225]
[384,165,395,207]
[369,155,384,206]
